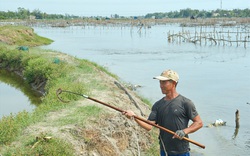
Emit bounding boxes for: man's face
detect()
[159,80,175,94]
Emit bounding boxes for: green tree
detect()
[180,8,192,18]
[31,9,43,19]
[17,7,30,19]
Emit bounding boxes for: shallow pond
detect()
[0,69,42,118]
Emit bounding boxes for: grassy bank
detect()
[0,25,157,155]
[0,25,53,46]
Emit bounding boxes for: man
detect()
[123,69,203,156]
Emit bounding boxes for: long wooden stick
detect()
[57,88,205,149]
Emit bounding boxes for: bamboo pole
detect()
[235,109,240,128]
[200,26,202,45]
[244,36,247,48]
[56,88,206,149]
[236,28,239,47]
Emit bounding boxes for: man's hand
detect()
[173,130,186,140]
[123,110,136,119]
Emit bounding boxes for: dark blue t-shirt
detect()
[148,94,198,155]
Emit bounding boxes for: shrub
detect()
[0,111,31,144]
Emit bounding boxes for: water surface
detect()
[0,69,42,118]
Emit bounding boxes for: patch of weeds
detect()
[78,59,118,79]
[3,133,74,156]
[86,78,107,91]
[55,105,102,126]
[72,128,118,156]
[0,111,32,145]
[140,96,152,106]
[0,46,24,69]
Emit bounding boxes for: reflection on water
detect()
[0,69,42,118]
[232,127,239,139]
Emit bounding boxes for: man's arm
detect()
[184,115,203,134]
[123,110,154,131]
[173,115,203,139]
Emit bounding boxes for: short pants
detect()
[160,150,190,156]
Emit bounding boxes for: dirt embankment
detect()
[23,63,156,155]
[26,77,156,156]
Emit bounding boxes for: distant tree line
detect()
[0,7,79,20]
[0,7,249,20]
[145,8,250,19]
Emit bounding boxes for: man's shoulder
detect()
[154,97,163,104]
[177,94,192,103]
[152,97,165,107]
[177,94,196,110]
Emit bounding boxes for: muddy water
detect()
[0,69,42,118]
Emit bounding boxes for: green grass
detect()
[140,96,153,106]
[55,105,102,126]
[0,111,32,144]
[0,25,53,46]
[3,133,75,156]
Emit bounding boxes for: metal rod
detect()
[56,88,205,149]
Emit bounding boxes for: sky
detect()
[1,0,249,17]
